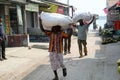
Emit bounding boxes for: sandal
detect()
[63,68,67,77]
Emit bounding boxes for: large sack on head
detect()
[40,12,73,30]
[73,12,93,23]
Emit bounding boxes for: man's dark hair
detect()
[78,19,84,26]
[52,25,61,33]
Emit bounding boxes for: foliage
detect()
[101,29,112,37]
[117,59,120,74]
[101,29,118,44]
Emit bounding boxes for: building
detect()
[106,0,119,28]
[28,0,74,42]
[0,0,48,46]
[0,0,27,47]
[0,0,74,46]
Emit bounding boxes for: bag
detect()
[40,12,73,30]
[73,12,93,23]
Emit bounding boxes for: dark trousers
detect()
[0,40,6,58]
[77,39,87,56]
[64,36,71,53]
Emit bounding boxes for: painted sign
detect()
[25,3,39,12]
[5,15,10,35]
[40,3,58,13]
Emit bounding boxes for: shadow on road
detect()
[31,44,49,50]
[22,31,120,80]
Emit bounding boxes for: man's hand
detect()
[93,15,95,19]
[39,17,42,23]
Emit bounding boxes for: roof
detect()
[9,0,27,4]
[108,1,120,11]
[0,1,11,5]
[29,0,50,8]
[43,0,73,8]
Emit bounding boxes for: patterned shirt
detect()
[45,31,69,53]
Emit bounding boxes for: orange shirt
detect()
[45,31,69,53]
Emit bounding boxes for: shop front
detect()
[23,0,50,42]
[25,3,39,29]
[25,2,47,42]
[0,0,11,35]
[107,1,120,29]
[7,0,29,47]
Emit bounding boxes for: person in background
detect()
[93,17,97,30]
[99,26,102,36]
[39,18,70,80]
[64,26,73,55]
[76,16,95,58]
[0,17,7,61]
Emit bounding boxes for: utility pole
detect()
[67,0,69,16]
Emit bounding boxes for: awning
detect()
[9,0,27,4]
[0,1,11,5]
[108,3,117,11]
[108,1,120,11]
[43,1,72,8]
[30,0,50,8]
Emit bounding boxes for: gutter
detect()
[29,0,50,8]
[0,1,11,5]
[43,0,72,8]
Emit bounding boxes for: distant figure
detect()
[0,17,7,61]
[93,18,97,30]
[99,26,102,35]
[39,18,70,80]
[64,26,73,55]
[76,16,95,58]
[104,23,109,29]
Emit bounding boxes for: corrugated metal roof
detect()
[107,1,120,11]
[108,3,117,11]
[43,0,72,7]
[30,0,50,7]
[0,1,11,4]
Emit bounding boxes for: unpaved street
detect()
[22,30,120,80]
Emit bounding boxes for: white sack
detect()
[73,12,93,23]
[40,12,73,30]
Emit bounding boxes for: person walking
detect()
[0,17,7,61]
[76,16,95,58]
[64,26,73,55]
[39,18,69,80]
[99,26,102,36]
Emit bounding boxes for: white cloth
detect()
[40,12,73,30]
[73,12,93,23]
[49,52,65,71]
